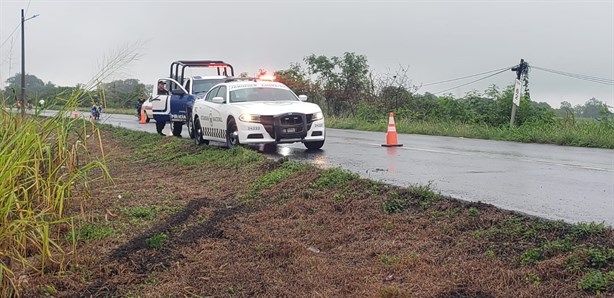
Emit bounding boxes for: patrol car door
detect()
[150,78,186,117]
[201,86,227,142]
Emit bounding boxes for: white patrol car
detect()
[190,80,325,150]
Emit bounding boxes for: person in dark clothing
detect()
[157,81,169,95]
[155,81,169,135]
[136,98,146,119]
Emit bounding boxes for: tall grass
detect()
[326,116,614,149]
[0,91,109,296]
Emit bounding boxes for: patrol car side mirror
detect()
[171,89,186,96]
[212,97,225,104]
[298,95,308,102]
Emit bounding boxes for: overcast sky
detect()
[1,0,612,108]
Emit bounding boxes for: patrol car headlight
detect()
[311,112,324,121]
[239,113,261,123]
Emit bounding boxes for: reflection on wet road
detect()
[44,110,614,226]
[265,129,614,226]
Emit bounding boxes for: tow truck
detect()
[150,60,234,136]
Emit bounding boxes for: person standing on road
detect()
[136,97,146,119]
[155,80,169,135]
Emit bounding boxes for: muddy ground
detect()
[20,126,614,297]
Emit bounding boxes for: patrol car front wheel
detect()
[304,140,324,150]
[226,120,240,148]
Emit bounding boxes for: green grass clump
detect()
[467,207,479,217]
[571,222,607,239]
[126,206,159,221]
[408,183,440,209]
[248,161,311,198]
[178,146,264,169]
[313,168,359,189]
[147,233,168,249]
[541,238,574,257]
[577,270,612,294]
[520,248,544,266]
[383,193,407,214]
[67,223,114,244]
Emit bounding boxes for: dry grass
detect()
[20,126,614,298]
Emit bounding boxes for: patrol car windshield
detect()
[193,79,225,95]
[229,87,298,103]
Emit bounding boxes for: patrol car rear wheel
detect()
[193,118,208,145]
[226,119,240,148]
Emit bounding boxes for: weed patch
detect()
[125,206,159,221]
[146,233,168,249]
[572,222,607,239]
[383,193,407,214]
[313,168,359,189]
[67,223,114,243]
[248,161,311,198]
[577,270,611,294]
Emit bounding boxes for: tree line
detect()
[1,53,611,125]
[0,74,150,109]
[274,52,612,126]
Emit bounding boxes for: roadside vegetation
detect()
[273,53,614,149]
[2,123,610,297]
[0,94,108,296]
[3,52,612,149]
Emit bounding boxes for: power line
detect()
[421,66,514,86]
[432,68,509,95]
[0,0,32,51]
[0,24,21,50]
[531,65,614,86]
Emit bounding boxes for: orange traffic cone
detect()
[139,109,146,124]
[382,112,403,147]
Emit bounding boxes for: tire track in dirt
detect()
[76,197,255,297]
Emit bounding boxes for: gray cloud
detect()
[1,0,612,108]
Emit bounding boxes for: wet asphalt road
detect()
[55,111,614,226]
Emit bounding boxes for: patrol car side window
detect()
[217,86,227,102]
[205,87,219,102]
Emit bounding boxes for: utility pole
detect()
[20,9,39,117]
[20,9,25,117]
[510,59,526,127]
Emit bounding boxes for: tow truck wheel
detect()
[172,122,183,137]
[304,140,324,150]
[226,119,240,148]
[186,110,195,139]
